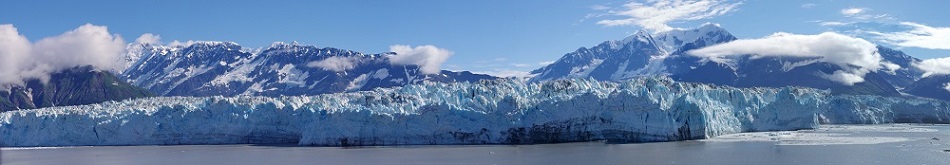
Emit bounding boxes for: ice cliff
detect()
[2,77,948,147]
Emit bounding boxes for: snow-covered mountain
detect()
[122,42,495,97]
[875,46,926,89]
[3,77,948,147]
[0,66,152,112]
[531,24,924,97]
[528,31,664,82]
[529,23,736,82]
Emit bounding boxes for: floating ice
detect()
[703,124,938,145]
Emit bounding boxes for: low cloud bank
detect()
[0,24,126,88]
[688,32,886,85]
[307,56,361,72]
[915,57,950,77]
[388,45,453,74]
[303,44,454,74]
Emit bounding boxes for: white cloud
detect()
[33,24,128,72]
[881,61,901,74]
[840,8,865,16]
[838,7,892,20]
[687,32,884,85]
[168,40,198,47]
[944,83,950,92]
[539,60,555,65]
[0,24,127,88]
[591,4,610,11]
[388,45,453,74]
[801,3,817,8]
[820,70,867,86]
[511,63,531,67]
[869,22,950,50]
[915,57,950,77]
[596,0,742,33]
[0,24,33,87]
[307,56,360,72]
[135,33,162,45]
[819,21,849,26]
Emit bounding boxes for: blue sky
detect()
[2,0,949,76]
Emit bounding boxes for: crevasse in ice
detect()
[2,77,948,147]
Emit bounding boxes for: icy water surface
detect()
[3,124,950,165]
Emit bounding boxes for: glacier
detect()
[2,77,949,147]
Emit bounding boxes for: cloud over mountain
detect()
[0,24,126,88]
[688,32,884,85]
[916,57,950,77]
[307,56,361,72]
[388,45,453,74]
[0,24,33,87]
[135,33,162,45]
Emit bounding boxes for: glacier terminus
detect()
[2,77,948,147]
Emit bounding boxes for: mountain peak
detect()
[610,30,656,50]
[269,41,302,48]
[654,23,735,53]
[266,41,330,51]
[697,22,723,30]
[166,41,239,49]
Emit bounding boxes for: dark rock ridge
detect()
[0,66,152,112]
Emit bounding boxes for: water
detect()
[4,124,950,165]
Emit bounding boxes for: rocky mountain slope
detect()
[0,66,152,111]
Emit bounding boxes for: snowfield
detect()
[2,77,949,147]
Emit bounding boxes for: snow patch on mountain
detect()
[346,74,370,92]
[276,64,309,87]
[781,59,821,72]
[570,59,605,78]
[211,58,260,86]
[168,65,214,90]
[372,68,390,79]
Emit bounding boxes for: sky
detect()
[2,0,950,77]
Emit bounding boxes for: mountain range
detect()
[121,42,496,97]
[2,23,948,112]
[530,24,944,99]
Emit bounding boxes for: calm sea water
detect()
[3,124,950,165]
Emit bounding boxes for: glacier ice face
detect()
[1,77,948,147]
[819,95,950,124]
